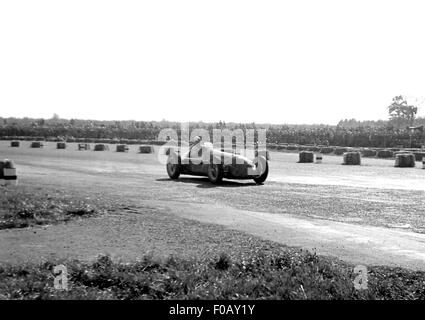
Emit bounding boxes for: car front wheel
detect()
[166,155,180,179]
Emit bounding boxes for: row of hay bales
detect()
[88,144,154,153]
[320,147,334,154]
[13,141,64,149]
[6,137,425,154]
[68,138,165,145]
[8,140,154,153]
[413,152,425,161]
[2,136,46,141]
[362,149,424,160]
[3,136,168,146]
[299,151,361,165]
[298,150,420,167]
[267,143,425,161]
[6,138,425,161]
[376,150,393,158]
[335,147,349,155]
[71,139,166,145]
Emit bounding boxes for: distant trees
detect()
[337,118,388,129]
[1,105,425,148]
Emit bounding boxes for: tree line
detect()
[1,117,424,148]
[1,96,424,148]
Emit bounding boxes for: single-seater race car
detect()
[166,140,269,184]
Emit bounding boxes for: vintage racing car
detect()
[166,140,269,184]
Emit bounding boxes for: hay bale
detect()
[361,149,377,157]
[405,148,420,153]
[377,150,393,158]
[57,142,67,149]
[30,141,43,148]
[334,147,348,155]
[116,144,129,152]
[394,151,411,156]
[78,143,90,151]
[267,144,278,150]
[139,145,154,154]
[94,144,109,151]
[10,141,20,147]
[95,139,112,144]
[4,159,15,169]
[343,152,361,165]
[298,151,314,163]
[395,153,415,167]
[148,140,167,146]
[320,147,334,154]
[286,145,298,151]
[0,159,15,180]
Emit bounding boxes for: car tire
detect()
[253,156,269,184]
[166,154,181,179]
[207,163,223,184]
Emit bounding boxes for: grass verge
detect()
[1,249,424,300]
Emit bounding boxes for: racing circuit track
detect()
[1,141,425,270]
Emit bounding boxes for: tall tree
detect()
[388,95,418,127]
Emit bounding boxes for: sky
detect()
[1,0,425,125]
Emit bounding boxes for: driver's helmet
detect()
[190,136,202,148]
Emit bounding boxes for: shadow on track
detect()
[156,177,258,188]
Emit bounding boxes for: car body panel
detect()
[172,142,267,180]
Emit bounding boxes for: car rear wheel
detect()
[166,155,180,179]
[207,164,223,184]
[253,156,269,184]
